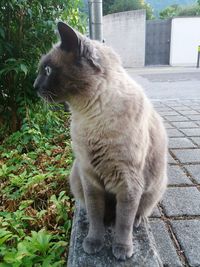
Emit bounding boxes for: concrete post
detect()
[88,0,103,42]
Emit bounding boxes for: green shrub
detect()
[159,3,200,19]
[0,103,74,266]
[103,0,154,19]
[0,0,85,134]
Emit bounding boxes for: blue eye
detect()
[45,66,52,76]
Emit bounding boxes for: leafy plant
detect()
[0,229,67,267]
[159,4,181,19]
[0,0,85,136]
[0,103,74,266]
[0,1,85,265]
[50,191,74,233]
[103,0,154,19]
[159,2,200,19]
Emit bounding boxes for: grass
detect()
[0,103,74,267]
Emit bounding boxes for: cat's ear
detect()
[57,22,79,53]
[57,21,102,72]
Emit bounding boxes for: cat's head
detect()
[34,22,116,104]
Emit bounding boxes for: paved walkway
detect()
[127,67,200,100]
[126,67,200,266]
[150,99,200,267]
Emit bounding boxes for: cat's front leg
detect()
[113,184,142,260]
[81,176,105,254]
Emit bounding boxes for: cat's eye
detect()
[45,66,52,76]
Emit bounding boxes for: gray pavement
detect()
[150,99,200,267]
[127,67,200,100]
[128,68,200,266]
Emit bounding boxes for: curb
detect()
[67,202,163,267]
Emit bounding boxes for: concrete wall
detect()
[103,10,146,67]
[170,17,200,66]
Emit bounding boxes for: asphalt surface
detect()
[127,67,200,100]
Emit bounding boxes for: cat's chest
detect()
[70,118,102,159]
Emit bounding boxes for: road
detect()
[127,66,200,100]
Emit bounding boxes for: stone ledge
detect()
[67,202,163,267]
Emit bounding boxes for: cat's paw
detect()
[112,242,133,260]
[83,237,104,254]
[134,215,148,228]
[134,215,142,228]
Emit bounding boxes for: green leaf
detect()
[19,64,28,76]
[3,251,18,264]
[0,229,13,245]
[0,27,5,39]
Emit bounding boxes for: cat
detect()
[34,22,168,261]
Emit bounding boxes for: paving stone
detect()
[184,165,200,183]
[186,114,200,121]
[164,122,174,129]
[161,187,200,216]
[194,121,200,127]
[168,153,177,164]
[194,121,200,126]
[191,106,200,111]
[158,111,179,116]
[180,128,200,137]
[172,106,192,111]
[179,110,200,115]
[151,220,182,267]
[67,203,162,267]
[190,137,200,146]
[168,165,192,185]
[164,115,189,122]
[155,107,173,112]
[180,100,195,105]
[167,129,184,137]
[169,137,196,149]
[171,121,199,128]
[150,207,161,218]
[153,102,167,108]
[171,220,200,267]
[165,103,183,107]
[172,149,200,163]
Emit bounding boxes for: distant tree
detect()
[103,0,154,20]
[148,0,196,17]
[159,4,181,19]
[159,2,200,19]
[178,4,200,16]
[103,0,115,15]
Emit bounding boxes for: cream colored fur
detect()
[34,22,168,260]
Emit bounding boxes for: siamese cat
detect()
[34,22,168,261]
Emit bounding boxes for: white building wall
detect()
[170,17,200,66]
[103,10,146,67]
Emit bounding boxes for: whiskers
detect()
[48,94,56,104]
[40,90,57,111]
[42,96,50,111]
[47,91,57,97]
